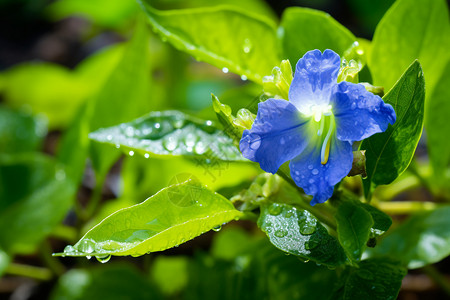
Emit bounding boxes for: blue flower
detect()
[240,49,396,205]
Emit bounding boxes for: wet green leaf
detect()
[138,0,280,84]
[368,206,450,269]
[336,202,373,264]
[280,7,357,64]
[89,110,245,161]
[0,153,76,254]
[50,265,160,300]
[56,179,242,258]
[258,202,347,267]
[331,258,406,300]
[361,61,425,194]
[369,0,450,93]
[0,106,47,153]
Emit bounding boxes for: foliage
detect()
[0,0,449,299]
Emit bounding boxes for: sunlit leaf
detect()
[55,179,242,258]
[138,0,280,83]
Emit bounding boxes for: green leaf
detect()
[279,7,357,64]
[368,206,450,269]
[50,265,161,300]
[0,62,92,129]
[0,153,76,254]
[331,258,407,300]
[257,202,347,267]
[368,0,450,93]
[0,106,47,153]
[56,179,242,258]
[88,110,245,161]
[138,0,280,84]
[361,61,425,193]
[151,256,189,296]
[336,202,373,264]
[426,60,450,185]
[46,0,139,29]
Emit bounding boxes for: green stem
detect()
[422,264,450,297]
[5,263,53,281]
[39,241,66,276]
[375,201,441,214]
[83,173,107,221]
[409,160,433,194]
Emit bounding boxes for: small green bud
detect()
[262,59,293,100]
[360,82,385,97]
[338,59,361,83]
[348,150,366,177]
[233,108,256,130]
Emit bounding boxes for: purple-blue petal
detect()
[240,99,310,174]
[289,49,341,114]
[331,81,396,142]
[289,136,353,205]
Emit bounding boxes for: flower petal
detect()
[289,135,353,205]
[331,81,396,142]
[240,99,310,174]
[289,49,341,114]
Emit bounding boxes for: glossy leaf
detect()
[426,60,450,185]
[257,202,347,267]
[56,179,242,258]
[0,153,75,254]
[138,0,280,83]
[331,258,406,300]
[369,0,450,93]
[361,61,425,193]
[336,202,373,264]
[280,7,357,64]
[369,206,450,269]
[0,106,47,153]
[50,265,161,300]
[89,110,245,161]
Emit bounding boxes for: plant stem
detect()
[83,173,106,221]
[5,263,52,281]
[422,264,450,297]
[375,201,441,214]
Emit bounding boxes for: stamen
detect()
[314,110,322,122]
[317,117,325,136]
[321,118,334,165]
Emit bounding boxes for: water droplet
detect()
[351,102,357,110]
[96,254,111,263]
[309,179,314,184]
[222,67,229,73]
[312,169,319,175]
[283,209,295,218]
[154,123,161,129]
[128,150,135,156]
[280,137,285,145]
[106,135,113,141]
[212,225,222,232]
[205,120,213,126]
[144,153,150,159]
[308,164,314,170]
[242,38,252,54]
[125,126,134,137]
[163,136,178,151]
[298,213,317,235]
[305,239,319,250]
[64,245,75,253]
[115,144,120,149]
[184,133,197,148]
[241,75,248,81]
[268,203,282,216]
[354,121,358,126]
[79,239,95,256]
[194,141,207,154]
[274,229,288,238]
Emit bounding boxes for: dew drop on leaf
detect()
[96,254,111,264]
[212,225,222,232]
